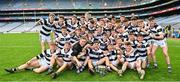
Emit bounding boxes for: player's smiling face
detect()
[49,16,55,22]
[79,39,87,47]
[107,45,114,51]
[50,44,56,52]
[59,18,64,23]
[116,39,122,44]
[149,20,155,27]
[137,36,143,42]
[61,29,67,35]
[93,43,100,50]
[125,45,132,52]
[138,22,144,28]
[64,43,71,50]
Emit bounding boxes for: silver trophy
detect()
[96,65,107,77]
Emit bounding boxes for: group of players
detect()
[5,13,172,79]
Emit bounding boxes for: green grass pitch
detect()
[0,33,180,81]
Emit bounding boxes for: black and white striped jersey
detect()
[39,18,54,36]
[123,49,139,62]
[87,26,96,33]
[56,34,71,49]
[149,24,165,40]
[99,39,110,50]
[36,49,55,65]
[70,34,81,44]
[53,22,66,38]
[107,50,118,61]
[66,20,79,32]
[56,49,73,62]
[88,48,105,60]
[135,40,149,57]
[94,32,104,41]
[117,32,129,42]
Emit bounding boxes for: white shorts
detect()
[128,62,136,69]
[92,60,98,66]
[40,34,51,43]
[39,59,50,68]
[147,39,155,45]
[139,56,147,61]
[153,40,167,47]
[111,60,118,66]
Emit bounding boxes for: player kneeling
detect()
[120,42,145,79]
[5,43,56,74]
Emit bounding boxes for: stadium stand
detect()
[0,0,179,33]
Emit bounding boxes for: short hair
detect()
[148,16,155,21]
[64,42,71,45]
[129,32,135,35]
[137,34,144,37]
[61,26,67,29]
[115,19,121,23]
[50,42,56,46]
[72,15,77,19]
[120,15,125,18]
[81,16,85,18]
[80,25,87,29]
[131,16,138,20]
[124,42,132,45]
[137,19,144,23]
[58,15,64,19]
[90,19,95,24]
[80,37,87,40]
[49,13,55,17]
[93,40,100,44]
[123,18,129,22]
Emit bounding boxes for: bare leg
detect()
[33,66,48,73]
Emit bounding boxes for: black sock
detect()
[12,68,17,71]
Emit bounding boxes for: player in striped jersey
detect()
[35,13,55,52]
[148,17,172,72]
[56,26,71,49]
[87,19,96,33]
[116,26,128,42]
[114,38,125,51]
[136,34,149,69]
[94,27,104,41]
[85,41,110,75]
[119,42,145,79]
[66,15,79,32]
[136,19,150,42]
[127,33,137,48]
[70,28,82,44]
[5,43,56,74]
[99,33,110,50]
[106,44,123,76]
[51,42,73,79]
[53,15,66,39]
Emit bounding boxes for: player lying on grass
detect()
[5,43,57,74]
[119,42,145,79]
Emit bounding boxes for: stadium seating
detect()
[0,0,179,33]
